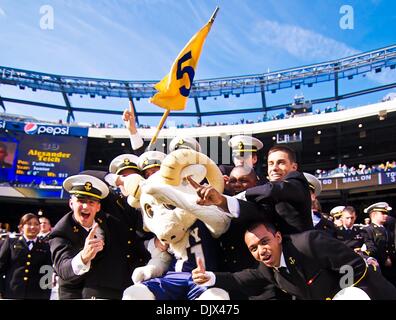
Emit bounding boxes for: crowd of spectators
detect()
[316,161,396,178]
[1,100,348,130]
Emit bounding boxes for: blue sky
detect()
[0,0,395,126]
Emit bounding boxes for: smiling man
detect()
[49,174,149,299]
[192,220,396,300]
[191,145,313,235]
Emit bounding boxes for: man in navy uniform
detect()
[38,216,52,243]
[363,202,396,286]
[49,174,149,299]
[81,154,150,269]
[193,219,396,300]
[329,206,345,227]
[137,151,166,179]
[215,167,289,300]
[335,206,368,253]
[220,135,265,186]
[191,145,313,235]
[304,172,335,236]
[169,136,202,153]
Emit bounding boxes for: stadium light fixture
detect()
[358,146,363,150]
[317,130,321,135]
[358,123,363,128]
[98,159,103,163]
[317,151,321,155]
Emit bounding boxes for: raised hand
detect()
[187,175,227,210]
[80,223,104,265]
[123,100,137,134]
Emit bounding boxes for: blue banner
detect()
[2,120,89,137]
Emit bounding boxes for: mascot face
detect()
[140,189,196,245]
[124,149,225,246]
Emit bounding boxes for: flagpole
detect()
[209,6,219,23]
[146,109,170,151]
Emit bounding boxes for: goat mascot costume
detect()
[122,149,231,300]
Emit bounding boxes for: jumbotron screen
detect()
[0,120,88,199]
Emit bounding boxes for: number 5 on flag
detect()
[177,51,195,97]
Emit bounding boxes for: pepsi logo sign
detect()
[24,123,38,135]
[24,123,69,136]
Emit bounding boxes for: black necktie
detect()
[278,267,290,277]
[27,240,34,250]
[274,267,293,290]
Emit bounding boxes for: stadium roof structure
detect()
[1,44,396,123]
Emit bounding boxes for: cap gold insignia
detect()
[237,141,244,150]
[178,139,184,145]
[124,159,130,165]
[143,159,149,166]
[73,226,79,233]
[84,182,92,191]
[289,257,296,265]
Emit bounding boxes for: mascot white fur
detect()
[122,149,231,300]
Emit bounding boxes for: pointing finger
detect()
[122,109,129,121]
[187,175,201,190]
[129,100,135,113]
[87,223,98,240]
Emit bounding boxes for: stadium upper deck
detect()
[0,44,395,124]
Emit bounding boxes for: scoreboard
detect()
[0,120,88,199]
[16,135,86,179]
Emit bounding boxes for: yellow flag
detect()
[149,14,216,111]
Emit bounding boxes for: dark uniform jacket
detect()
[363,223,396,266]
[0,236,52,299]
[335,226,366,251]
[313,212,336,237]
[218,220,290,300]
[38,233,51,244]
[214,231,396,300]
[237,171,313,234]
[363,223,396,286]
[49,209,150,300]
